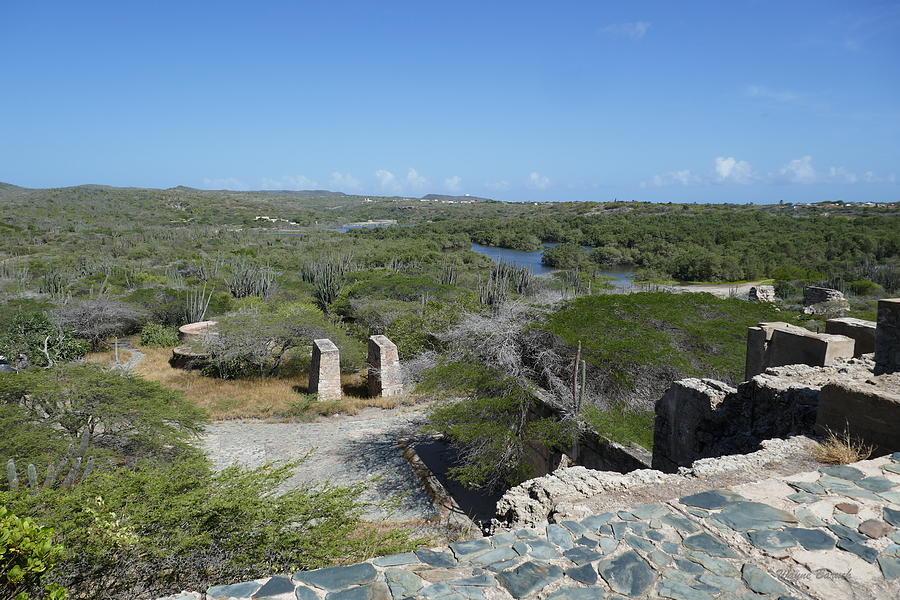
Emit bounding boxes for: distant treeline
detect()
[366,209,900,284]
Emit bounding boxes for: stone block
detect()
[309,339,342,401]
[768,328,854,370]
[826,317,876,357]
[745,322,854,379]
[875,298,900,375]
[803,286,846,306]
[367,335,403,397]
[748,285,776,302]
[652,378,735,472]
[816,380,900,455]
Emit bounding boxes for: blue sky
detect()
[1,1,898,203]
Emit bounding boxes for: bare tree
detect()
[52,299,146,349]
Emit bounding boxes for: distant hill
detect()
[0,182,26,193]
[421,193,493,202]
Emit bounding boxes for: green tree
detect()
[1,506,67,600]
[0,313,88,369]
[541,243,591,269]
[0,364,204,458]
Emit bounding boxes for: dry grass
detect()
[814,428,874,465]
[86,345,415,421]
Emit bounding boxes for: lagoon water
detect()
[316,225,635,286]
[470,242,636,287]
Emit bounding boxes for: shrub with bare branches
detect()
[52,299,146,350]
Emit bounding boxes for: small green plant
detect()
[139,323,180,348]
[583,403,655,450]
[1,506,67,600]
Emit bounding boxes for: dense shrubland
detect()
[1,183,897,592]
[0,366,419,599]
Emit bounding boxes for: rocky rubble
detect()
[493,436,818,529]
[163,453,900,599]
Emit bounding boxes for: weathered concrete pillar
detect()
[309,339,342,401]
[825,317,876,357]
[745,321,854,380]
[745,325,772,380]
[367,335,403,397]
[875,298,900,375]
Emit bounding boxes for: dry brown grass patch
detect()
[814,428,873,465]
[86,344,417,421]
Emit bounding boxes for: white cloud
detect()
[329,171,361,192]
[778,156,817,184]
[260,175,317,190]
[640,169,701,188]
[375,168,429,194]
[601,21,651,39]
[645,155,896,188]
[528,171,551,189]
[775,157,896,185]
[444,175,462,193]
[745,84,800,103]
[201,177,248,190]
[486,180,511,191]
[405,168,427,190]
[714,157,754,184]
[826,166,857,184]
[375,169,397,191]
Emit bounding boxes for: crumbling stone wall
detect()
[652,357,875,472]
[748,285,776,302]
[816,373,900,454]
[803,285,846,306]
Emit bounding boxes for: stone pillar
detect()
[745,325,771,380]
[875,298,900,375]
[309,339,342,401]
[367,335,403,397]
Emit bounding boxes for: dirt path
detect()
[660,279,769,298]
[200,406,440,522]
[113,337,144,371]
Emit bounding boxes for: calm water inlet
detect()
[469,242,635,286]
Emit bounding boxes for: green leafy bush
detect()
[1,506,67,600]
[1,457,419,599]
[138,323,180,347]
[0,313,88,368]
[846,279,884,297]
[0,364,205,460]
[424,362,573,491]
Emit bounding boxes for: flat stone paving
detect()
[179,453,900,600]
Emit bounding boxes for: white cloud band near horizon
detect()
[643,156,895,188]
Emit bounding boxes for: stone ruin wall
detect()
[497,298,900,529]
[656,298,900,473]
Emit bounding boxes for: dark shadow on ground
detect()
[412,438,504,523]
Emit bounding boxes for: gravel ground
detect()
[201,406,439,522]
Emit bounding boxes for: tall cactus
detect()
[439,264,458,285]
[185,284,213,323]
[6,459,18,490]
[26,464,37,488]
